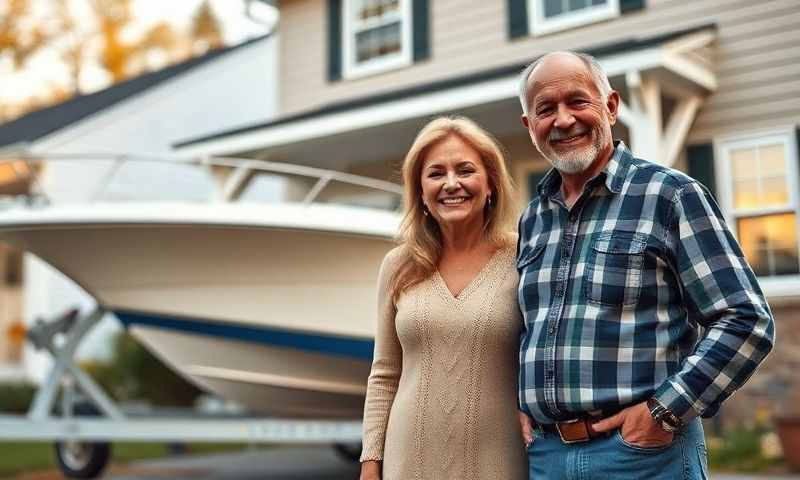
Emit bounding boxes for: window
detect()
[343,0,412,78]
[718,131,800,277]
[528,0,620,35]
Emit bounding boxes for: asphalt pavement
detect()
[108,447,800,480]
[14,446,798,480]
[103,446,360,480]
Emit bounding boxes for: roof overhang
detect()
[175,25,717,168]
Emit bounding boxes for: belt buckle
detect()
[556,418,590,444]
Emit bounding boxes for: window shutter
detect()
[796,126,800,163]
[686,143,717,200]
[327,0,342,82]
[508,0,529,39]
[527,170,547,200]
[796,127,800,188]
[620,0,645,15]
[412,0,430,61]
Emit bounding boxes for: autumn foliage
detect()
[0,0,226,121]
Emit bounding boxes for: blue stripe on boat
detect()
[115,310,375,360]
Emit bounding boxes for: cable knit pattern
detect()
[360,244,527,480]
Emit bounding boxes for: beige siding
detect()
[279,0,800,143]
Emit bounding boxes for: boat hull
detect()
[0,203,398,418]
[122,318,372,417]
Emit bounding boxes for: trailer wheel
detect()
[333,442,362,462]
[54,402,112,478]
[54,440,111,479]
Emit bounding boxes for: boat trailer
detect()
[0,307,363,478]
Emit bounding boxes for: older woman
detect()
[359,116,526,480]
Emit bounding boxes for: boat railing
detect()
[0,150,404,211]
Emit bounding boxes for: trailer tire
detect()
[54,403,112,478]
[334,442,362,462]
[55,441,111,479]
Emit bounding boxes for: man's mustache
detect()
[549,126,590,141]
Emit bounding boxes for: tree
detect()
[138,21,191,67]
[0,0,237,123]
[190,0,223,54]
[54,1,89,93]
[92,0,136,83]
[0,0,54,70]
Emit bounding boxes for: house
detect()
[175,0,800,426]
[0,33,277,382]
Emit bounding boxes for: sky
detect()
[0,0,277,107]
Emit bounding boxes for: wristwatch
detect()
[646,397,683,433]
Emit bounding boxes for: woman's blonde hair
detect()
[390,116,518,302]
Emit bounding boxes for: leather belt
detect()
[534,417,610,444]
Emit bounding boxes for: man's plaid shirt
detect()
[517,142,775,424]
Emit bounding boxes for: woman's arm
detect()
[359,250,403,468]
[360,460,382,480]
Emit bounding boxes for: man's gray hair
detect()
[518,51,612,117]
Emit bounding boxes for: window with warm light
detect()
[0,161,30,186]
[343,0,412,78]
[528,0,619,35]
[720,132,799,277]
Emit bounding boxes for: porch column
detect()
[617,70,705,167]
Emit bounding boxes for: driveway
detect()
[11,447,798,480]
[104,446,360,480]
[110,448,799,480]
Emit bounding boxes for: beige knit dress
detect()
[360,244,527,480]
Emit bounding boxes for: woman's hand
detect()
[518,410,533,447]
[360,460,381,480]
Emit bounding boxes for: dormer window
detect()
[527,0,620,35]
[343,0,413,78]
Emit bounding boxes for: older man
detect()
[516,51,774,479]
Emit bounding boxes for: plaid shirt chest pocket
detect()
[585,231,648,308]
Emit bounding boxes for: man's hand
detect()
[360,460,381,480]
[591,401,673,448]
[519,410,534,447]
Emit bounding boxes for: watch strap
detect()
[646,397,682,432]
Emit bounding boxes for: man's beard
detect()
[535,125,607,174]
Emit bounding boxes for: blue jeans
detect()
[527,418,708,480]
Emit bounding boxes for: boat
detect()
[0,153,402,418]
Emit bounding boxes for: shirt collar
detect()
[535,141,632,199]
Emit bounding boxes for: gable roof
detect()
[0,34,271,149]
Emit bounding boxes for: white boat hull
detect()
[131,325,371,417]
[0,203,399,418]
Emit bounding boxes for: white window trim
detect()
[527,0,620,36]
[714,127,800,285]
[342,0,413,80]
